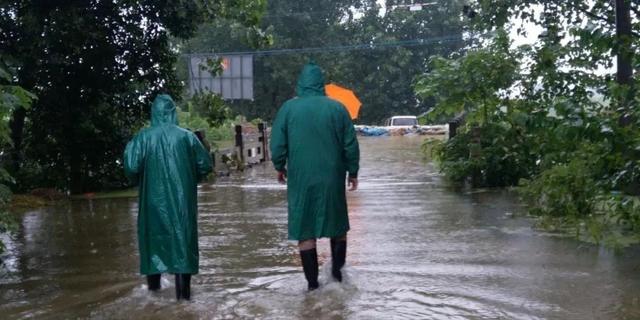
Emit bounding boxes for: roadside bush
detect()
[178,92,236,150]
[607,195,640,234]
[186,91,232,127]
[0,183,16,254]
[516,119,640,244]
[0,59,36,254]
[520,157,600,218]
[426,108,538,187]
[422,93,640,244]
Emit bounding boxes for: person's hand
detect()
[348,177,358,191]
[278,170,287,184]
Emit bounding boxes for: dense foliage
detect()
[417,1,640,244]
[0,57,35,253]
[180,0,466,124]
[0,0,264,193]
[178,92,235,147]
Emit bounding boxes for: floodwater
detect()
[1,136,639,320]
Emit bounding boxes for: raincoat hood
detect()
[296,63,326,97]
[151,94,178,126]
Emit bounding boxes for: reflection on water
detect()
[1,136,639,319]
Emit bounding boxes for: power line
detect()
[259,1,447,19]
[185,34,465,57]
[388,2,438,11]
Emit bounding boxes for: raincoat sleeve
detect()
[190,134,213,181]
[124,134,144,184]
[270,104,288,172]
[341,110,360,178]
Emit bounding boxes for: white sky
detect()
[375,0,543,45]
[376,1,614,74]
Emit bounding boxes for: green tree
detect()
[0,0,265,193]
[181,0,466,124]
[465,0,638,108]
[334,1,466,123]
[417,1,640,243]
[415,31,519,124]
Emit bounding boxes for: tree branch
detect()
[577,6,615,25]
[576,6,639,38]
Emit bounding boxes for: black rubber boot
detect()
[147,274,161,291]
[330,238,347,282]
[299,248,319,291]
[175,274,192,300]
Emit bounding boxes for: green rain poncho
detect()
[124,94,212,275]
[271,63,360,240]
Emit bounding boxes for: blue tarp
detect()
[358,127,389,136]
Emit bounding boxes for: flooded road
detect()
[1,136,639,319]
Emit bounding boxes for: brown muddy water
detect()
[1,137,639,319]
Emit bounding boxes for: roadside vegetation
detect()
[417,1,640,246]
[0,61,35,253]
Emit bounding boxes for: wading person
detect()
[270,63,360,291]
[124,94,212,300]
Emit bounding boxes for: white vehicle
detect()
[384,116,418,128]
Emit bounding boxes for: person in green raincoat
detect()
[124,94,212,300]
[270,63,360,290]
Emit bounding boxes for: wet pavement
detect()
[1,136,639,319]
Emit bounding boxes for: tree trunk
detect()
[615,0,638,195]
[615,0,634,122]
[9,107,27,175]
[615,0,633,86]
[67,99,84,194]
[69,150,84,194]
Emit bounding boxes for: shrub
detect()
[520,157,600,218]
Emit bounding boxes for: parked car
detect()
[384,116,418,128]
